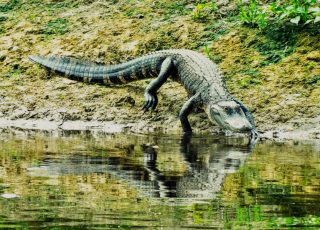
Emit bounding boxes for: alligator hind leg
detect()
[143,57,174,112]
[179,93,200,133]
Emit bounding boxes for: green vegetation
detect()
[0,16,8,22]
[0,27,5,34]
[240,0,320,29]
[270,0,320,25]
[191,1,218,21]
[239,0,267,30]
[0,0,20,12]
[253,27,298,65]
[239,69,262,88]
[44,18,69,35]
[305,75,320,85]
[165,1,190,15]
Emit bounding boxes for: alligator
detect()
[29,49,258,137]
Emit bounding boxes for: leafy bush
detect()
[239,0,267,29]
[239,0,320,29]
[270,0,320,24]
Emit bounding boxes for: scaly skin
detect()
[29,49,258,137]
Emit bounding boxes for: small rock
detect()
[1,193,20,199]
[10,107,29,119]
[10,46,20,52]
[121,41,139,52]
[136,14,144,19]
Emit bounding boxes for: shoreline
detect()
[0,118,319,141]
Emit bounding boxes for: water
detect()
[0,129,319,229]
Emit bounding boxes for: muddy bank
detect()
[0,0,319,138]
[0,118,319,141]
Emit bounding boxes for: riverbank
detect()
[0,0,319,138]
[1,118,319,141]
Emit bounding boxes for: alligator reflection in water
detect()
[143,134,253,198]
[27,133,253,200]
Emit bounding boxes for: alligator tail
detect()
[29,54,163,85]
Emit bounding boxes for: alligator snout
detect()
[225,118,253,133]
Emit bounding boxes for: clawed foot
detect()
[142,92,158,112]
[250,129,259,140]
[248,129,259,148]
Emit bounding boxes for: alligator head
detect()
[206,100,257,135]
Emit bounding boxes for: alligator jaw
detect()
[206,100,256,135]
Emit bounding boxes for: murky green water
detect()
[0,129,319,229]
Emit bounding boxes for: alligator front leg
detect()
[143,57,174,112]
[179,93,200,133]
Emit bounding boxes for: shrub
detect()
[239,0,320,29]
[270,0,320,25]
[239,0,267,29]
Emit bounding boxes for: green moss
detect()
[202,21,230,42]
[251,27,298,66]
[160,1,190,16]
[6,65,25,79]
[242,69,261,77]
[305,75,320,85]
[0,0,20,12]
[191,2,218,22]
[0,26,5,34]
[239,69,263,88]
[44,18,69,35]
[0,16,8,22]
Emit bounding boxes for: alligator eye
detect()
[224,107,232,114]
[235,107,241,113]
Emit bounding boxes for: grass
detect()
[0,26,5,34]
[161,1,190,16]
[241,24,299,66]
[202,21,230,42]
[305,75,320,85]
[0,16,8,22]
[257,28,298,65]
[0,0,20,12]
[239,69,263,88]
[44,18,70,35]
